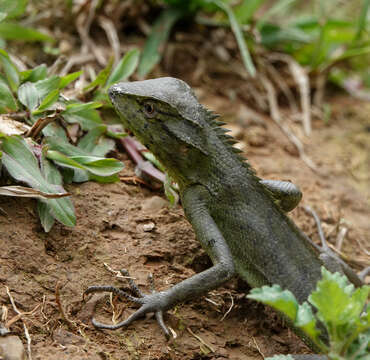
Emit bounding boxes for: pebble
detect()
[0,335,26,360]
[142,196,168,212]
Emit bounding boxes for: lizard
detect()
[84,77,365,356]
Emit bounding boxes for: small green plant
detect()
[0,48,140,231]
[247,267,369,360]
[0,0,53,43]
[139,0,256,77]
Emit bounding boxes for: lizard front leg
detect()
[84,184,236,337]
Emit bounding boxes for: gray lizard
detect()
[85,77,365,356]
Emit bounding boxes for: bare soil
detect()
[0,94,369,360]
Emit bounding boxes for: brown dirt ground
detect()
[0,94,369,360]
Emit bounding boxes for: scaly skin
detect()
[85,77,363,356]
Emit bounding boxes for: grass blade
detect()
[210,0,256,77]
[106,48,140,87]
[138,7,184,77]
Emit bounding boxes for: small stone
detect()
[0,335,26,360]
[143,222,155,232]
[142,196,168,212]
[53,328,86,346]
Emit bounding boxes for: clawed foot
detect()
[84,269,170,338]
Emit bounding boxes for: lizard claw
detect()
[83,269,170,338]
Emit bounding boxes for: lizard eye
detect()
[143,102,157,118]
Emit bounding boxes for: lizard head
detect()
[109,77,212,185]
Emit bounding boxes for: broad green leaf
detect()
[0,0,27,19]
[42,122,68,140]
[106,48,140,87]
[38,202,55,232]
[0,79,17,111]
[1,136,75,227]
[18,82,39,110]
[138,7,184,77]
[83,58,113,92]
[62,104,103,130]
[59,70,83,89]
[0,22,53,42]
[20,64,47,83]
[69,156,123,176]
[209,0,256,77]
[64,101,102,114]
[89,173,120,183]
[44,135,87,156]
[0,48,19,91]
[265,356,294,360]
[34,76,60,101]
[247,284,298,321]
[46,150,124,177]
[294,302,321,341]
[37,151,63,232]
[33,89,59,113]
[308,268,369,327]
[78,125,115,156]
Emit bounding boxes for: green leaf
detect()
[62,103,103,130]
[64,102,102,114]
[83,58,113,92]
[0,79,17,111]
[33,89,59,113]
[209,0,256,77]
[265,356,295,360]
[59,70,83,89]
[0,22,53,42]
[0,48,19,91]
[106,48,140,87]
[247,284,298,321]
[78,125,115,157]
[0,0,27,19]
[18,82,39,110]
[37,202,55,233]
[34,76,61,101]
[46,150,124,177]
[37,150,63,232]
[309,268,369,327]
[138,7,184,77]
[1,136,75,227]
[20,64,47,83]
[294,302,321,341]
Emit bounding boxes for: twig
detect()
[187,327,215,353]
[55,282,76,331]
[252,337,265,358]
[288,60,311,136]
[260,75,320,174]
[25,111,62,139]
[335,227,348,252]
[6,286,33,360]
[103,263,136,280]
[220,292,234,321]
[98,16,121,67]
